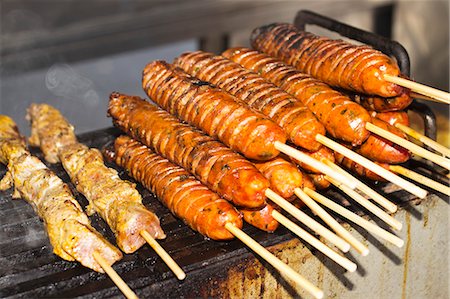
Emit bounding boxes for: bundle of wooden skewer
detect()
[1,19,449,299]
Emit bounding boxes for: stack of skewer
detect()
[0,18,449,299]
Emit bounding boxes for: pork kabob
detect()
[0,115,135,296]
[26,104,186,281]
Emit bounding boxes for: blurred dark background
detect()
[1,0,448,145]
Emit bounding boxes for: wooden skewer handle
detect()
[225,223,324,299]
[326,176,403,231]
[140,230,186,280]
[390,165,450,196]
[316,134,428,199]
[295,188,369,256]
[304,188,404,248]
[366,122,450,171]
[92,251,139,299]
[384,74,450,104]
[274,141,357,189]
[266,189,350,253]
[323,159,397,213]
[395,123,450,158]
[272,210,357,272]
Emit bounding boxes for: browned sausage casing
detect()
[112,136,242,240]
[357,118,410,164]
[251,23,403,97]
[240,204,279,232]
[334,152,387,182]
[351,90,412,112]
[223,47,372,146]
[253,157,303,199]
[174,51,325,151]
[108,92,268,209]
[371,111,410,127]
[308,174,331,190]
[142,61,287,161]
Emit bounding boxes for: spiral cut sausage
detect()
[357,118,410,164]
[290,146,335,174]
[371,111,410,127]
[142,61,287,161]
[111,135,243,240]
[108,92,268,209]
[251,23,403,97]
[223,47,372,146]
[350,90,412,112]
[0,115,122,272]
[27,104,166,253]
[254,157,303,200]
[174,51,325,151]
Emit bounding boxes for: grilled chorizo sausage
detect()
[334,152,387,182]
[253,156,303,199]
[357,118,410,164]
[223,47,372,146]
[251,23,404,97]
[350,90,412,112]
[371,111,410,127]
[240,204,279,232]
[108,92,268,209]
[111,135,243,240]
[174,51,325,151]
[142,60,287,161]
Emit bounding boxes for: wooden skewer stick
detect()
[322,159,398,213]
[394,123,450,158]
[92,251,139,299]
[384,74,450,104]
[265,189,350,253]
[140,230,186,280]
[326,176,402,231]
[389,165,450,196]
[366,122,450,170]
[410,92,445,103]
[304,188,404,248]
[316,134,428,199]
[294,188,369,256]
[271,210,357,272]
[274,141,358,189]
[225,223,324,299]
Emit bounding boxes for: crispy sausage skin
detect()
[240,204,279,232]
[111,136,243,240]
[108,92,268,209]
[142,61,287,161]
[223,47,372,146]
[371,111,410,127]
[358,118,410,164]
[334,152,387,182]
[253,157,303,199]
[251,23,403,97]
[350,90,412,112]
[173,51,325,151]
[290,146,335,174]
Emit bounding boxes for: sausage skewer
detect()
[223,47,410,165]
[173,51,357,188]
[251,23,450,103]
[111,135,325,297]
[0,116,134,297]
[26,104,187,280]
[108,93,350,251]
